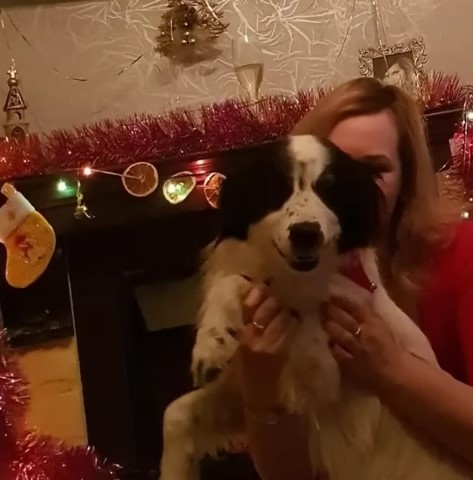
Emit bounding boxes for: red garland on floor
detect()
[0,331,120,480]
[0,71,465,182]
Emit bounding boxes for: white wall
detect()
[1,0,471,132]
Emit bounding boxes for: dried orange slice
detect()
[122,162,159,198]
[203,172,226,209]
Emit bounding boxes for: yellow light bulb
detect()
[166,183,177,194]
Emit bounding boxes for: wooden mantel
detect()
[0,105,462,239]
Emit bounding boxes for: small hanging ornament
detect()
[121,162,159,198]
[163,171,196,204]
[203,172,225,209]
[156,0,228,65]
[3,61,29,141]
[74,180,93,220]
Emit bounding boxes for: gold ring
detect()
[252,320,266,332]
[354,325,362,338]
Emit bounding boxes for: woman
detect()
[236,77,473,480]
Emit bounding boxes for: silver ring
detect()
[353,325,362,338]
[252,320,266,332]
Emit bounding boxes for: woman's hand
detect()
[237,283,300,404]
[321,274,403,391]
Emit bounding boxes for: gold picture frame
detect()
[358,37,428,99]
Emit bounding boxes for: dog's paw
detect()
[191,326,239,387]
[192,274,252,387]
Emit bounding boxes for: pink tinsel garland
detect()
[0,331,119,480]
[451,128,473,198]
[0,72,465,181]
[450,83,473,202]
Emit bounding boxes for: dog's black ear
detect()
[216,140,293,241]
[314,142,384,253]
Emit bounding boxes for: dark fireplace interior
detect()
[0,110,461,479]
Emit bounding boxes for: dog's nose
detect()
[289,222,323,251]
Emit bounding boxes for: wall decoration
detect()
[358,37,428,100]
[156,0,228,65]
[3,62,29,141]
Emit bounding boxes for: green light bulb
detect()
[57,180,68,192]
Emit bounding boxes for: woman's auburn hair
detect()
[291,77,464,293]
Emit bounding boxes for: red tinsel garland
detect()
[451,131,473,197]
[448,86,473,203]
[0,331,119,480]
[423,70,465,111]
[0,72,465,181]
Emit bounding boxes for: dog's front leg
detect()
[192,274,252,387]
[160,386,245,480]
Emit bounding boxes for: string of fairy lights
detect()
[50,81,473,222]
[54,163,226,219]
[54,93,473,222]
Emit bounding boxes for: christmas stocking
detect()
[0,183,56,288]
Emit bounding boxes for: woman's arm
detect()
[240,351,316,480]
[383,279,473,461]
[237,284,316,480]
[244,404,315,480]
[381,351,473,461]
[322,272,473,465]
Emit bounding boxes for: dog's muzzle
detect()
[287,221,324,272]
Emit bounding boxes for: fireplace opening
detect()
[0,243,74,347]
[60,209,260,479]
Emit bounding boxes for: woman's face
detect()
[328,109,402,220]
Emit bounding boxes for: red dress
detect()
[418,221,473,385]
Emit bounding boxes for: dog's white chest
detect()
[280,315,341,413]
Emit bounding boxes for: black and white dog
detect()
[159,135,472,480]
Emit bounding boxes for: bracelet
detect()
[244,404,290,425]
